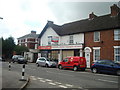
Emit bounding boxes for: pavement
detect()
[2,68,30,90]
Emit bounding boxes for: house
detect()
[17,30,39,62]
[38,4,120,68]
[38,21,84,62]
[84,4,120,68]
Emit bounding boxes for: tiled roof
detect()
[18,33,39,39]
[38,13,120,38]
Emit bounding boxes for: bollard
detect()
[8,61,11,71]
[19,64,26,81]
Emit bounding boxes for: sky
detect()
[0,0,120,44]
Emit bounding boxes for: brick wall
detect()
[85,29,120,66]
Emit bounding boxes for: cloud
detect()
[0,0,119,44]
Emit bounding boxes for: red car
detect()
[58,56,86,71]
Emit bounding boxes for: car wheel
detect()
[92,68,98,73]
[116,70,120,76]
[58,65,62,69]
[36,63,39,67]
[45,64,49,67]
[73,66,78,71]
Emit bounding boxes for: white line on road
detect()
[95,73,118,78]
[48,82,56,85]
[37,77,43,80]
[45,79,52,82]
[98,79,118,83]
[59,85,68,88]
[65,84,73,87]
[40,80,46,82]
[54,82,62,85]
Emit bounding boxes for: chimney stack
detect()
[89,12,97,19]
[31,30,36,34]
[110,4,120,16]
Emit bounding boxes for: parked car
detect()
[36,57,57,67]
[58,56,87,71]
[12,55,27,64]
[0,57,5,62]
[91,60,120,76]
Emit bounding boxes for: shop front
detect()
[38,44,83,62]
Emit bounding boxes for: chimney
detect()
[89,12,97,19]
[110,4,120,16]
[31,30,36,34]
[47,20,54,24]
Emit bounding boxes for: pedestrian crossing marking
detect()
[30,75,83,89]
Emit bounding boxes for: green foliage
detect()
[14,45,29,55]
[2,36,15,58]
[1,36,29,59]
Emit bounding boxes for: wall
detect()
[60,33,84,45]
[85,29,120,66]
[41,27,60,46]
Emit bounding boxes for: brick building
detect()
[18,31,39,62]
[84,4,120,67]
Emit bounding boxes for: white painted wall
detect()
[41,27,84,46]
[41,27,60,46]
[60,33,84,45]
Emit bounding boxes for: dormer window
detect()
[94,31,100,42]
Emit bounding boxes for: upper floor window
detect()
[69,36,74,44]
[48,36,52,45]
[114,29,120,40]
[94,32,100,42]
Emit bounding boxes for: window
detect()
[94,32,100,42]
[114,46,120,62]
[63,58,69,62]
[93,48,100,61]
[69,36,74,44]
[114,29,120,40]
[48,36,52,45]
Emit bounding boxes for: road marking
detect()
[59,85,68,88]
[95,74,118,78]
[45,79,52,82]
[54,82,62,84]
[38,77,43,80]
[48,82,56,85]
[98,79,118,83]
[40,80,46,82]
[65,84,73,87]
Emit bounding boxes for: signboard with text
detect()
[38,44,82,50]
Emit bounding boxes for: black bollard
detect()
[19,64,26,81]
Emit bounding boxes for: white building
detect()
[38,21,84,62]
